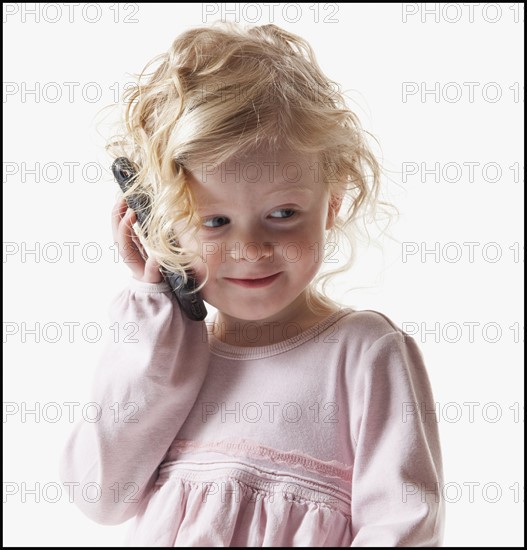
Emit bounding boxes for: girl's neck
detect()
[209,294,341,348]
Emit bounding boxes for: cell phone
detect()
[111,157,208,322]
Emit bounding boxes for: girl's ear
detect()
[325,193,343,230]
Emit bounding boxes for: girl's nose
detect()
[223,231,277,263]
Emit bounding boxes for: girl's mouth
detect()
[224,272,282,288]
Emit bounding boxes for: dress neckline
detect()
[206,307,355,360]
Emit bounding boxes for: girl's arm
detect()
[349,331,445,546]
[59,279,210,525]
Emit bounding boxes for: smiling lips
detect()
[224,272,282,288]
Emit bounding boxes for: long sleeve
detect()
[59,278,210,525]
[349,331,445,547]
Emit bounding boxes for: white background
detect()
[3,2,524,547]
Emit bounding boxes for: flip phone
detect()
[112,157,208,322]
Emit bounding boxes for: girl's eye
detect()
[202,216,230,228]
[202,209,296,228]
[269,208,296,219]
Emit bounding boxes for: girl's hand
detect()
[112,197,164,283]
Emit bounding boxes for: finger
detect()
[130,230,147,262]
[111,197,129,237]
[118,210,146,276]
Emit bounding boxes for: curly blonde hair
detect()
[105,21,388,315]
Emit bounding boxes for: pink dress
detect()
[60,278,445,546]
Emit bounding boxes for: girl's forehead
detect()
[188,151,319,187]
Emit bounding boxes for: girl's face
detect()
[178,151,339,325]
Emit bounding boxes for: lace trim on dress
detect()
[170,438,353,482]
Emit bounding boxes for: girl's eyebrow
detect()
[268,183,313,194]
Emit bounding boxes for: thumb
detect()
[143,257,164,284]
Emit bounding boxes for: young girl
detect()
[60,22,445,546]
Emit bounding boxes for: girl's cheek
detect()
[191,250,221,285]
